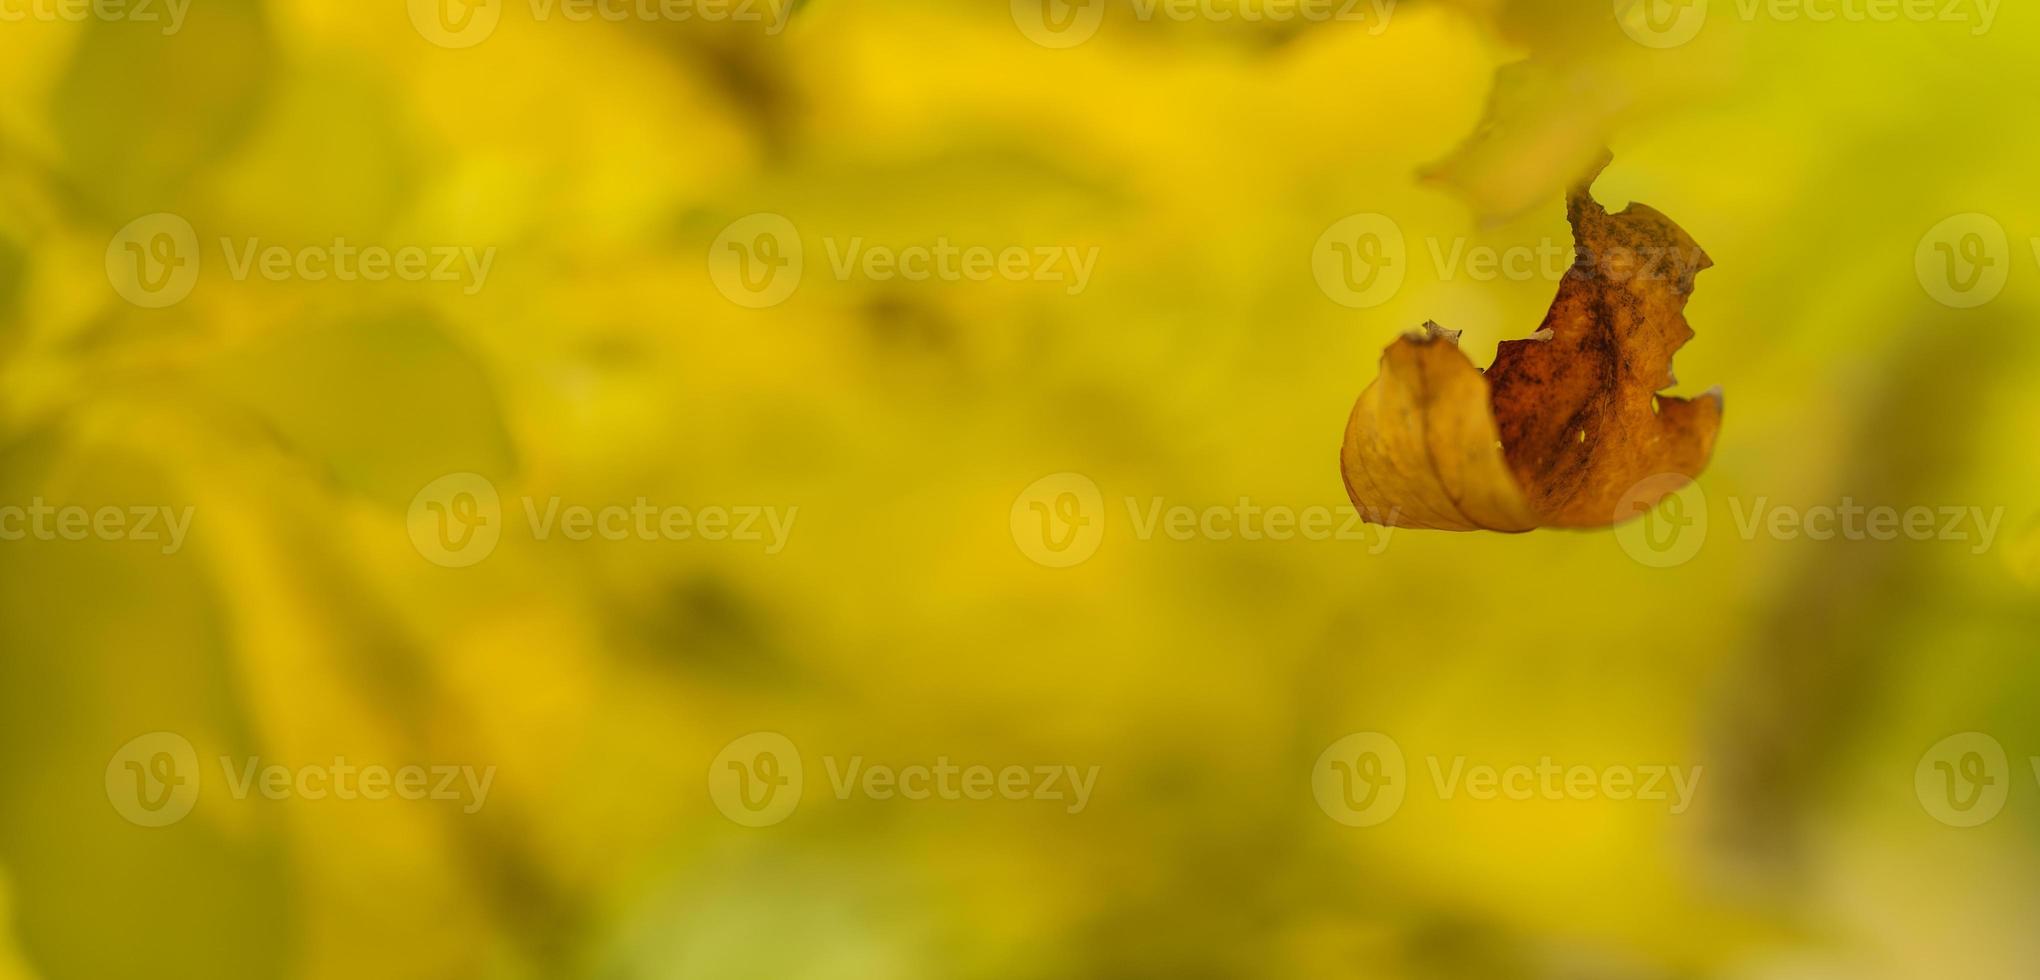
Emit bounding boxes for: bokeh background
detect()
[3,0,2039,976]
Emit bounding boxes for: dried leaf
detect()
[1340,157,1722,532]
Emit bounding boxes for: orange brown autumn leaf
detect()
[1340,158,1722,531]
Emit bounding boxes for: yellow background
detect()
[3,0,2039,976]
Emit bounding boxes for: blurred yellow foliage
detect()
[2,0,2039,978]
